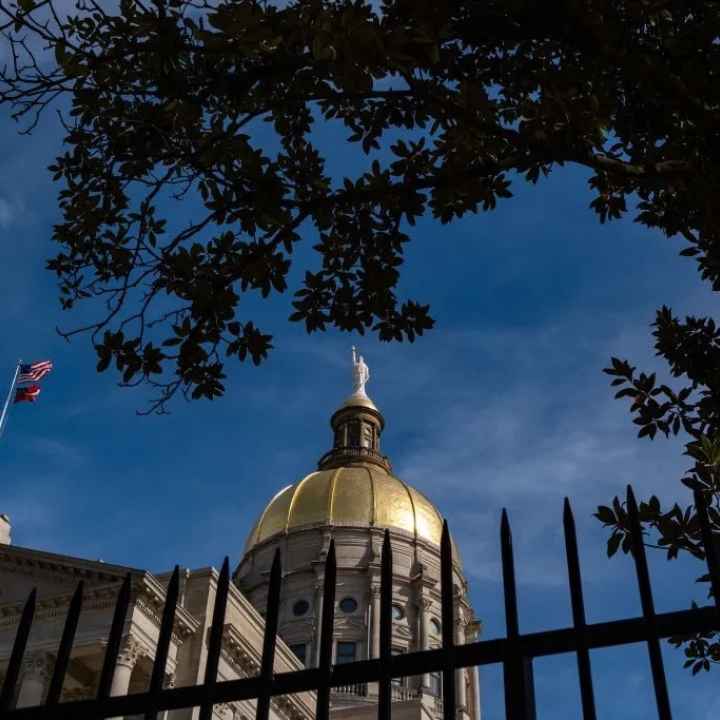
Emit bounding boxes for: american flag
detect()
[14,384,41,403]
[17,360,53,383]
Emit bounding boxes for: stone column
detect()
[109,636,141,718]
[16,652,53,708]
[370,585,381,659]
[455,619,467,715]
[465,620,482,720]
[418,597,432,691]
[158,672,175,720]
[472,667,482,720]
[313,582,323,668]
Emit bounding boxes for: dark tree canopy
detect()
[2,0,720,672]
[1,0,716,407]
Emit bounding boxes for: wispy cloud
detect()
[388,312,695,591]
[24,436,88,469]
[0,197,15,227]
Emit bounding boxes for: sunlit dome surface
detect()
[244,464,445,551]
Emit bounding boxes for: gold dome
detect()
[245,463,445,551]
[244,349,457,556]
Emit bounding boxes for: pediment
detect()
[0,565,76,606]
[0,547,201,665]
[0,544,136,608]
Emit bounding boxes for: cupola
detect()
[317,347,390,472]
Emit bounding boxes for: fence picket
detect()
[500,510,536,720]
[1,503,718,720]
[46,581,84,707]
[256,550,282,720]
[316,540,337,720]
[96,574,131,701]
[562,499,597,720]
[199,557,230,720]
[145,565,180,720]
[626,486,672,720]
[0,588,36,712]
[440,520,456,720]
[378,530,392,720]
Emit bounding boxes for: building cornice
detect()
[0,544,138,584]
[219,624,314,720]
[133,572,200,642]
[0,584,119,628]
[0,551,200,645]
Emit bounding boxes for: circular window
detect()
[293,599,310,617]
[339,597,358,613]
[430,618,442,635]
[392,604,404,620]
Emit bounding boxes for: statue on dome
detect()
[351,346,370,396]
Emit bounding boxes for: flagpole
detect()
[0,359,21,440]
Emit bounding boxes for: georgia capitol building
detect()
[0,350,482,720]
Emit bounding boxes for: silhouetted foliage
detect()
[600,310,720,675]
[2,0,715,410]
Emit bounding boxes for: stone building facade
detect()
[0,352,481,720]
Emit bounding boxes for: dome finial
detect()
[351,346,370,398]
[342,347,377,411]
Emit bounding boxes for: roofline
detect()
[0,543,143,577]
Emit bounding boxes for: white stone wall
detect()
[235,523,479,720]
[0,514,11,545]
[0,550,314,720]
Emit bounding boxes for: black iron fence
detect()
[0,485,718,720]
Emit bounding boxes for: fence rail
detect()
[0,486,718,720]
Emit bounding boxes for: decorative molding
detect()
[274,692,308,720]
[418,597,433,611]
[0,548,128,585]
[0,599,117,633]
[134,572,200,642]
[221,625,259,676]
[215,702,234,718]
[61,687,93,702]
[0,575,199,651]
[116,635,145,669]
[133,594,196,646]
[22,651,54,683]
[334,616,366,632]
[466,619,482,641]
[0,585,119,625]
[280,618,314,631]
[221,623,307,720]
[219,625,311,720]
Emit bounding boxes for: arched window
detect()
[293,599,310,617]
[347,421,361,447]
[339,596,358,613]
[334,426,345,447]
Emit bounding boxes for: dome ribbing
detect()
[244,464,444,551]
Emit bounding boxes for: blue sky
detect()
[1,26,718,719]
